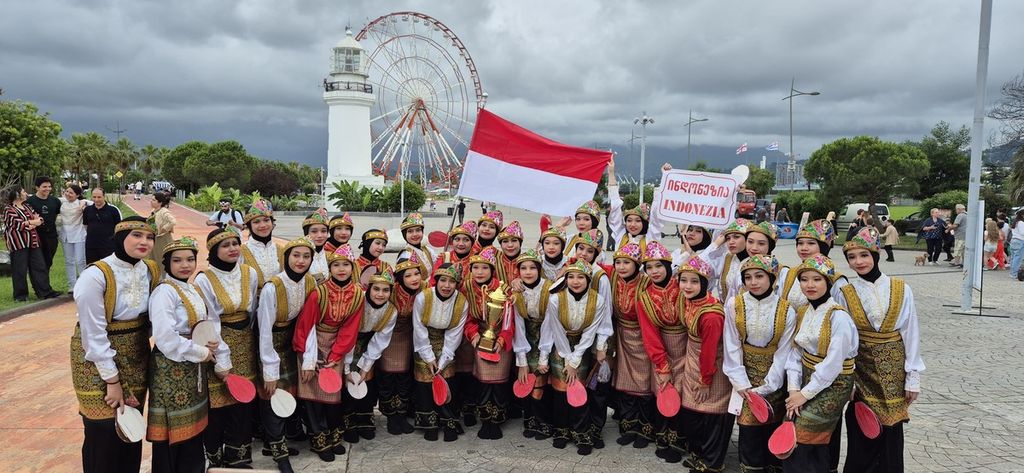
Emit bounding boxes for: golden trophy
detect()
[477,282,508,362]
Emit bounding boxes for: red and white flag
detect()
[457,109,612,216]
[736,142,748,155]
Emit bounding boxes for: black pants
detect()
[343,379,379,431]
[86,245,114,264]
[377,371,413,417]
[843,404,905,473]
[523,391,552,437]
[587,381,612,441]
[738,423,782,471]
[550,388,591,446]
[9,247,52,299]
[654,410,686,452]
[258,397,294,459]
[204,402,255,466]
[680,408,734,471]
[925,238,942,262]
[453,372,477,419]
[151,435,206,473]
[81,417,142,473]
[304,400,345,452]
[413,380,460,432]
[785,444,830,473]
[38,232,59,269]
[476,381,509,424]
[883,245,894,261]
[616,391,654,440]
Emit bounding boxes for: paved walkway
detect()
[3,201,1023,472]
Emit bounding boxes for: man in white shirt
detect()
[206,199,245,230]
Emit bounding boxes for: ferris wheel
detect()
[357,12,485,188]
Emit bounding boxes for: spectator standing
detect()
[942,217,955,262]
[776,207,791,223]
[3,185,58,301]
[25,176,61,270]
[881,219,899,262]
[82,187,122,263]
[983,219,1003,270]
[149,191,176,271]
[825,211,837,248]
[919,208,947,265]
[205,198,244,230]
[755,206,768,223]
[58,184,90,291]
[1008,210,1024,279]
[457,200,466,224]
[133,180,143,200]
[950,204,967,267]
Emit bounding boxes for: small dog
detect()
[914,254,927,266]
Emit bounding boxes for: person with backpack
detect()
[206,199,245,231]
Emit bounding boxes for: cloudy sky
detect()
[3,0,1022,177]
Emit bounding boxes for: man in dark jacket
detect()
[82,187,122,263]
[25,176,61,269]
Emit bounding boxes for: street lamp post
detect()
[684,109,709,169]
[633,112,654,204]
[782,78,820,191]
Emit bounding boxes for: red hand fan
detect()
[478,349,500,363]
[225,374,256,403]
[854,401,882,439]
[432,374,450,406]
[656,383,681,417]
[513,373,536,399]
[428,231,449,248]
[747,391,772,424]
[317,367,342,394]
[768,414,797,459]
[567,379,587,407]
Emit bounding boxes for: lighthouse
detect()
[323,28,383,209]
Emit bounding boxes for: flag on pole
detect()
[736,143,748,155]
[457,109,612,216]
[766,141,779,151]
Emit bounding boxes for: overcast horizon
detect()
[3,0,1022,177]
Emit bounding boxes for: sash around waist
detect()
[105,314,150,334]
[220,311,249,324]
[802,351,855,375]
[859,330,902,345]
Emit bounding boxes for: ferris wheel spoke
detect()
[368,30,413,85]
[430,104,475,133]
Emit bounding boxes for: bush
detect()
[245,162,299,197]
[919,190,968,215]
[382,179,426,212]
[328,180,426,212]
[772,191,833,221]
[185,183,225,212]
[621,187,655,210]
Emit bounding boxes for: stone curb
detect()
[0,295,73,323]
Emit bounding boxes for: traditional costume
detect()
[303,209,331,284]
[564,200,601,262]
[744,221,790,295]
[255,237,317,472]
[783,255,858,473]
[356,228,394,275]
[397,212,435,277]
[411,264,470,441]
[609,242,657,448]
[292,244,364,461]
[780,220,850,310]
[378,255,423,435]
[194,228,260,468]
[511,249,554,439]
[705,218,751,302]
[572,230,614,448]
[240,199,282,286]
[473,210,503,254]
[677,255,734,473]
[539,260,607,455]
[837,228,924,473]
[539,227,567,281]
[342,269,398,443]
[147,237,210,473]
[722,255,797,472]
[636,242,687,462]
[432,220,476,282]
[495,220,524,283]
[71,217,159,473]
[608,185,664,252]
[324,212,354,254]
[462,247,513,438]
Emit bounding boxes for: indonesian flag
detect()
[457,109,612,216]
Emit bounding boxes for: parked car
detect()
[895,210,927,235]
[836,203,891,229]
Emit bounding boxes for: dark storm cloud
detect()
[1,0,1021,172]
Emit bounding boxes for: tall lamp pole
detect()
[782,78,820,190]
[633,112,654,204]
[684,109,709,169]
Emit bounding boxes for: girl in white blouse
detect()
[58,184,89,289]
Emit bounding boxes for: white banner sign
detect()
[656,169,740,228]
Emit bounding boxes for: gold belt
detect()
[616,317,640,329]
[107,314,149,333]
[221,311,249,324]
[859,330,902,345]
[802,352,855,374]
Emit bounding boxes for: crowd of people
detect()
[2,177,129,301]
[64,162,926,473]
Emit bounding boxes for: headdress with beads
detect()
[575,200,600,220]
[478,210,504,229]
[361,228,388,244]
[115,219,156,235]
[640,241,671,264]
[796,219,835,245]
[497,220,523,241]
[329,212,354,230]
[433,264,462,284]
[615,242,643,263]
[741,254,780,278]
[282,236,315,254]
[515,248,542,267]
[162,236,199,257]
[574,229,603,250]
[843,226,881,253]
[468,246,498,268]
[539,226,566,244]
[395,253,422,274]
[795,254,837,280]
[623,202,651,221]
[206,227,241,251]
[243,199,274,224]
[303,207,329,228]
[563,259,593,278]
[723,218,751,237]
[747,221,779,241]
[368,268,395,286]
[449,220,477,239]
[676,255,714,281]
[400,212,424,231]
[326,243,357,264]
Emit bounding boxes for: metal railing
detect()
[324,80,373,93]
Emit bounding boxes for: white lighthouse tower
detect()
[324,28,383,209]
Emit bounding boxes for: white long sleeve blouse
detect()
[411,290,468,370]
[194,264,259,371]
[255,272,308,381]
[722,292,797,396]
[785,300,859,400]
[513,281,549,367]
[538,291,607,370]
[149,279,212,364]
[345,300,398,374]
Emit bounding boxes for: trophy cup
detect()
[476,282,508,362]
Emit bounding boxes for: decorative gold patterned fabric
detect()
[146,350,208,444]
[207,323,259,408]
[71,318,150,420]
[734,295,789,426]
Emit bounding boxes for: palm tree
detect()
[113,137,139,173]
[1009,146,1024,204]
[67,132,112,187]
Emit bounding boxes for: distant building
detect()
[774,161,805,188]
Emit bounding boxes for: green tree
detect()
[804,136,929,208]
[621,186,655,210]
[163,141,209,191]
[907,121,970,199]
[382,179,427,212]
[920,190,968,215]
[66,132,112,186]
[245,161,299,197]
[1007,146,1024,204]
[689,160,725,173]
[746,167,775,197]
[183,140,255,190]
[0,100,66,181]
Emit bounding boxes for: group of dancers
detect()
[70,166,923,473]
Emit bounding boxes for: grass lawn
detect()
[0,241,69,312]
[888,205,919,221]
